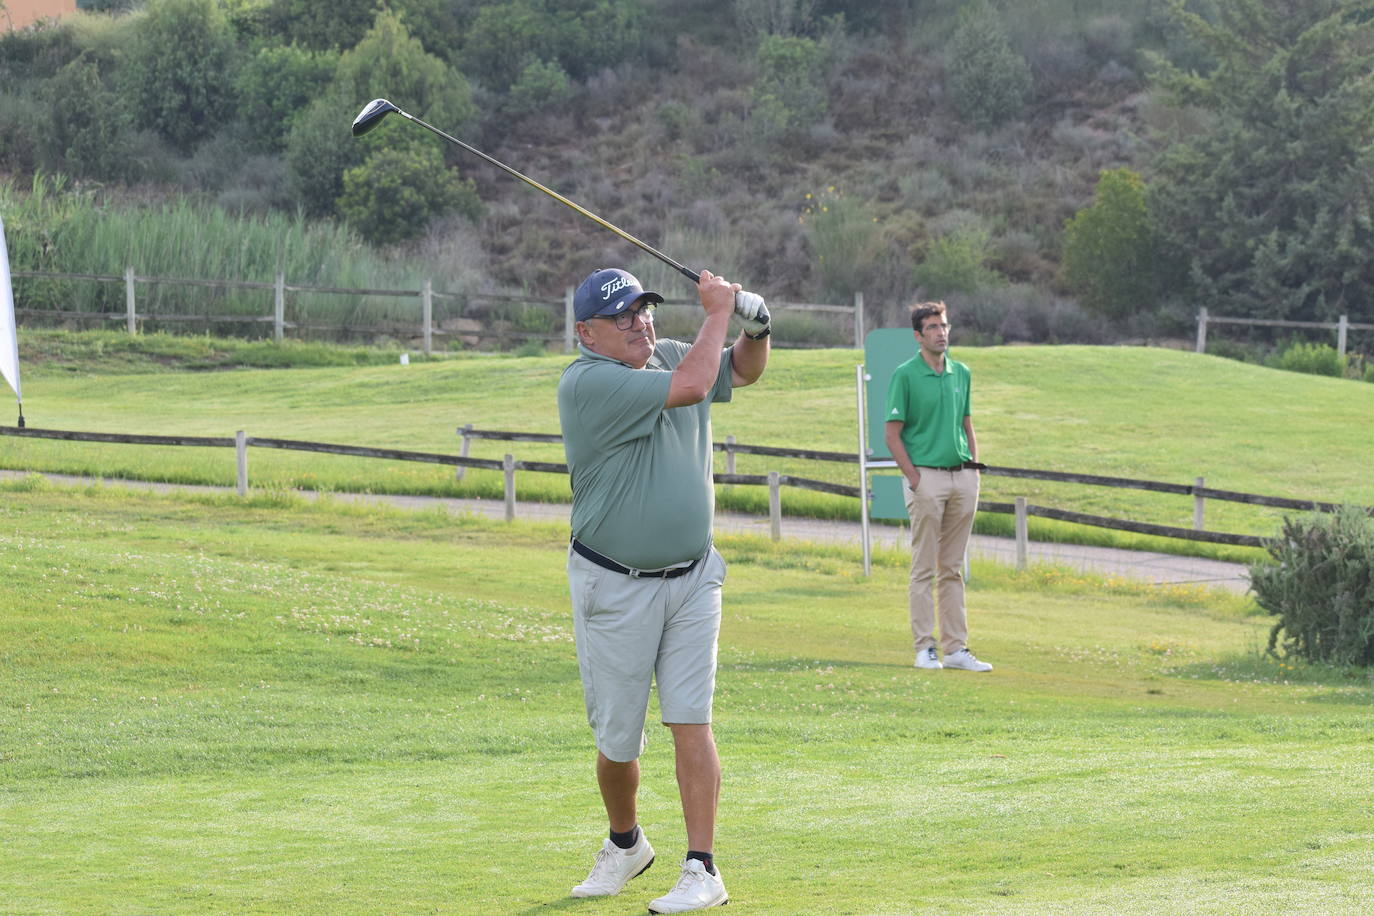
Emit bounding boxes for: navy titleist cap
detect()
[573,268,664,322]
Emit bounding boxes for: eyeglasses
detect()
[597,302,656,331]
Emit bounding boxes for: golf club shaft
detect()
[395,110,701,285]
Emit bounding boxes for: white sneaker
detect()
[648,858,729,913]
[571,834,655,897]
[915,646,942,669]
[943,648,993,672]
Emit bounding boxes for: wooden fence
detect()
[6,423,1367,556]
[1196,308,1374,356]
[9,269,866,351]
[458,426,1374,550]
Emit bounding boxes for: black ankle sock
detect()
[609,825,639,849]
[686,850,716,875]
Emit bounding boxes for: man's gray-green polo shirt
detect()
[885,353,972,468]
[557,339,734,569]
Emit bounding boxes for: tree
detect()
[338,145,482,246]
[946,1,1032,129]
[752,33,828,138]
[460,0,646,91]
[235,44,339,153]
[122,0,237,152]
[284,9,475,217]
[40,53,135,180]
[1148,0,1374,323]
[1062,169,1168,318]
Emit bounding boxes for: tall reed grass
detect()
[0,174,468,333]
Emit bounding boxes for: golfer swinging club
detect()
[558,266,769,912]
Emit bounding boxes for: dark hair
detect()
[910,301,948,332]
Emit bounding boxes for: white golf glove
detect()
[734,290,771,339]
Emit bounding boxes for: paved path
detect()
[6,469,1251,593]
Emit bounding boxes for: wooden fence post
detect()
[422,279,433,356]
[503,453,516,521]
[274,272,285,342]
[1195,307,1208,354]
[853,292,865,348]
[725,435,736,475]
[456,424,473,481]
[1015,497,1028,571]
[564,286,575,353]
[1193,476,1205,531]
[768,471,782,541]
[1337,314,1349,357]
[236,430,248,496]
[125,266,136,335]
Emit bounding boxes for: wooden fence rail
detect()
[10,269,865,350]
[7,424,1368,556]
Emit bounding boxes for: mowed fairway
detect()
[3,481,1372,915]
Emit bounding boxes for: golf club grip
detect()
[404,113,701,287]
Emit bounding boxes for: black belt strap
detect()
[571,538,699,579]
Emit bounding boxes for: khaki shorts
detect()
[567,546,726,763]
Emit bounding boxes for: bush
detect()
[1062,168,1168,318]
[1272,341,1346,378]
[1251,508,1374,666]
[121,0,237,152]
[946,0,1031,129]
[752,33,828,138]
[913,225,1001,299]
[504,58,573,117]
[338,145,481,246]
[800,187,884,302]
[40,53,135,180]
[235,44,339,153]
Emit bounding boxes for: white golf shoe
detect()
[943,647,993,672]
[570,834,655,898]
[915,647,943,669]
[648,858,729,913]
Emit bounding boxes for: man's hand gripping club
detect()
[733,290,771,339]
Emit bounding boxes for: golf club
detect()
[352,98,701,285]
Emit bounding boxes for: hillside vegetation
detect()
[2,1,1372,357]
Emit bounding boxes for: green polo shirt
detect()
[885,352,972,467]
[557,339,734,569]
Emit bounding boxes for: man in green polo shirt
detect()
[558,266,769,913]
[884,301,993,673]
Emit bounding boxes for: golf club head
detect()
[352,98,401,137]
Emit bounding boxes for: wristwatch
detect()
[744,325,771,340]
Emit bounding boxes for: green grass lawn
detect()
[2,480,1371,914]
[6,332,1373,561]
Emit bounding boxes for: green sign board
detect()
[864,327,917,520]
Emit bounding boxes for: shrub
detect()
[1251,508,1374,666]
[800,187,884,302]
[946,0,1031,129]
[40,53,135,180]
[504,58,574,117]
[338,145,481,246]
[121,0,237,152]
[1062,168,1169,318]
[751,33,828,138]
[913,225,1001,299]
[235,44,339,152]
[1272,341,1347,378]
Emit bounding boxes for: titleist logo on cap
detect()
[599,275,632,304]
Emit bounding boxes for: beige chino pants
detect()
[903,467,979,656]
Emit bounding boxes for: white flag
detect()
[0,214,19,406]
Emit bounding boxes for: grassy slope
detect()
[2,482,1372,914]
[6,338,1371,551]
